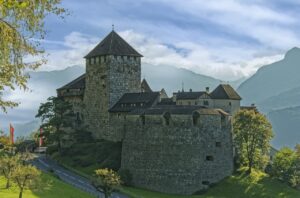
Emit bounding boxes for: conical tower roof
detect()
[84,30,143,58]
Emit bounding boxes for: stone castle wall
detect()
[120,112,234,195]
[83,55,141,141]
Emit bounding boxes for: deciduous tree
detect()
[0,0,66,111]
[93,168,122,198]
[233,109,273,173]
[0,154,20,188]
[12,164,41,198]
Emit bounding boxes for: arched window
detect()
[163,112,171,126]
[193,111,200,126]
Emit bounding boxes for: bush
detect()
[118,169,132,186]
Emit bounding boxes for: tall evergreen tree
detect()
[36,96,74,152]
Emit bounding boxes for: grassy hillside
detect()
[0,173,94,198]
[121,169,300,198]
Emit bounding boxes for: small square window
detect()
[206,156,214,161]
[216,142,221,147]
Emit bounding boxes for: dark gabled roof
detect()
[158,98,176,105]
[109,92,160,112]
[210,84,241,100]
[84,31,143,58]
[141,79,152,92]
[176,91,208,100]
[57,74,86,90]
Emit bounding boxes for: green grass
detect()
[120,169,300,198]
[0,173,94,198]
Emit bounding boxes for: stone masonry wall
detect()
[84,55,141,141]
[121,113,234,195]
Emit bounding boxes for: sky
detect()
[2,0,300,131]
[39,0,300,81]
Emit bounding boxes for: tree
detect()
[0,0,66,112]
[36,96,74,153]
[233,109,273,173]
[0,154,20,188]
[0,131,10,150]
[12,164,41,198]
[272,147,296,182]
[93,168,122,198]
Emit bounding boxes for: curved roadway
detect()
[32,155,128,198]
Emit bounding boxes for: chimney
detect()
[189,88,192,92]
[206,87,210,93]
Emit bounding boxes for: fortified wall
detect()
[120,107,234,195]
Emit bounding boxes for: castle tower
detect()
[83,30,143,140]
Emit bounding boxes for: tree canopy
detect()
[94,168,122,198]
[233,109,273,173]
[36,96,74,152]
[0,0,66,112]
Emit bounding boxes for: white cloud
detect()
[120,30,283,80]
[38,32,98,71]
[36,29,284,80]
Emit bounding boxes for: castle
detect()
[57,30,242,195]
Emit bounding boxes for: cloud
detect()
[120,30,283,80]
[36,0,298,79]
[37,29,284,81]
[38,32,98,71]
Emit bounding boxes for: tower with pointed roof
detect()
[83,30,143,140]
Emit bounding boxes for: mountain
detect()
[0,65,85,134]
[2,119,41,138]
[258,86,300,113]
[142,64,223,95]
[267,106,300,148]
[238,47,300,149]
[238,47,300,105]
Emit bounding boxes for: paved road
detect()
[31,155,128,198]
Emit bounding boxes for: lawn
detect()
[0,173,94,198]
[121,169,300,198]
